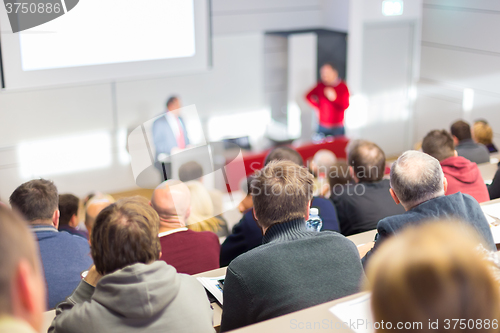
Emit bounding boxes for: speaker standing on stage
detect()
[152,96,190,179]
[306,63,350,137]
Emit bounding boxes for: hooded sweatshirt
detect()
[440,156,489,203]
[49,261,214,333]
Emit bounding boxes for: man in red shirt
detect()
[150,180,220,275]
[306,63,350,137]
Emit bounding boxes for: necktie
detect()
[176,117,186,149]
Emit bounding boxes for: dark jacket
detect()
[220,218,365,332]
[219,197,339,267]
[489,166,500,200]
[440,156,489,203]
[49,262,214,333]
[362,192,495,265]
[456,139,490,164]
[332,180,405,236]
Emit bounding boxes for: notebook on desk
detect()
[197,275,225,306]
[481,202,500,244]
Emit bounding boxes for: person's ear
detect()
[454,150,458,157]
[305,201,311,219]
[453,136,459,146]
[443,176,448,194]
[389,188,400,205]
[252,207,258,222]
[69,214,79,228]
[349,166,358,183]
[52,210,60,229]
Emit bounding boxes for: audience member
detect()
[473,119,498,153]
[49,197,214,333]
[185,180,229,237]
[9,179,93,309]
[488,168,500,200]
[0,206,46,333]
[150,180,220,275]
[451,120,489,164]
[367,222,500,333]
[220,160,365,332]
[422,129,489,203]
[220,147,340,267]
[328,161,353,198]
[332,140,405,236]
[84,194,114,239]
[178,160,204,182]
[362,151,495,265]
[310,149,337,198]
[58,194,88,239]
[179,160,226,232]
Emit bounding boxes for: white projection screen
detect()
[0,0,211,89]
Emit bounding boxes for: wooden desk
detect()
[478,155,499,183]
[41,309,55,333]
[230,292,369,333]
[194,267,227,331]
[346,229,377,247]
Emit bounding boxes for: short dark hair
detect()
[178,161,203,182]
[422,130,455,162]
[9,179,58,222]
[264,146,304,166]
[166,95,178,110]
[251,160,313,229]
[328,161,352,188]
[91,196,161,275]
[58,194,79,226]
[348,140,386,182]
[322,62,337,72]
[450,120,472,141]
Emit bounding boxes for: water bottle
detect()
[306,208,322,232]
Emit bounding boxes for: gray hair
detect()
[390,150,445,207]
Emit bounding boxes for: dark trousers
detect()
[318,125,345,137]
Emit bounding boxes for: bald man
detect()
[0,206,46,333]
[151,180,220,275]
[84,195,115,239]
[310,149,337,197]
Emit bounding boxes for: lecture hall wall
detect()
[414,0,500,146]
[0,0,498,200]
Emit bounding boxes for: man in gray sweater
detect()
[49,197,214,333]
[220,160,365,332]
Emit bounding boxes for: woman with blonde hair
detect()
[366,221,500,333]
[473,120,498,153]
[185,181,228,237]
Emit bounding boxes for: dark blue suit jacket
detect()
[362,192,495,266]
[152,114,189,159]
[220,197,340,267]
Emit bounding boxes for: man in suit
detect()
[152,96,190,179]
[361,150,495,265]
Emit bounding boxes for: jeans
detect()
[318,125,345,137]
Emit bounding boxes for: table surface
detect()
[231,292,370,333]
[478,154,500,183]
